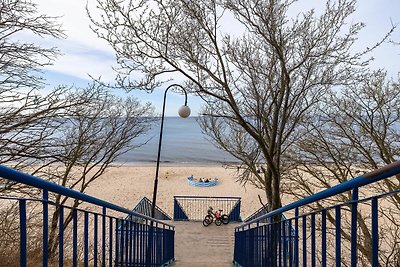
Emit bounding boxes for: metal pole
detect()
[150,84,188,218]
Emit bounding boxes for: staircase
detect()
[172,221,237,266]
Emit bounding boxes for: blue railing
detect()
[0,165,175,267]
[127,196,172,223]
[234,161,400,267]
[173,195,242,221]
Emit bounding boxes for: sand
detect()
[84,164,266,219]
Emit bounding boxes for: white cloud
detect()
[29,0,117,82]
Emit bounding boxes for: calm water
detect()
[117,117,239,165]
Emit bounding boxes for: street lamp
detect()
[151,84,190,218]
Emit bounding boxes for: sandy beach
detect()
[84,164,266,219]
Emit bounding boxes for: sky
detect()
[23,0,400,116]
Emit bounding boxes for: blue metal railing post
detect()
[294,208,299,267]
[73,209,78,267]
[371,197,379,267]
[351,187,358,267]
[302,215,307,267]
[94,213,98,267]
[59,206,64,267]
[84,212,89,267]
[102,207,106,267]
[19,199,27,267]
[311,213,316,267]
[321,209,327,267]
[335,206,341,267]
[109,217,113,267]
[43,190,49,267]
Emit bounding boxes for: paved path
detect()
[171,221,238,267]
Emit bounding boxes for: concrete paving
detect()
[170,221,239,267]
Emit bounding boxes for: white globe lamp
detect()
[178,105,191,118]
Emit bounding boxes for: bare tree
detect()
[0,0,64,92]
[287,70,400,266]
[1,1,158,261]
[0,0,68,175]
[88,0,388,211]
[37,85,156,258]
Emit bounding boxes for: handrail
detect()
[238,160,400,228]
[0,164,174,228]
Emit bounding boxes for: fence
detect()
[234,161,400,267]
[127,196,171,223]
[173,196,242,221]
[0,165,175,267]
[243,206,296,266]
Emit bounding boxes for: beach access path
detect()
[171,221,238,266]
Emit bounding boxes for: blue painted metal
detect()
[351,188,358,267]
[288,219,293,267]
[302,215,307,267]
[109,217,113,267]
[0,165,175,267]
[311,213,316,267]
[43,190,49,267]
[233,161,400,267]
[173,195,242,221]
[73,209,77,267]
[294,208,299,267]
[84,211,89,267]
[321,209,327,267]
[130,196,171,222]
[173,198,189,220]
[372,197,378,267]
[102,207,106,267]
[94,213,98,267]
[335,206,341,267]
[19,200,27,267]
[59,206,64,267]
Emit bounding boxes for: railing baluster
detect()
[321,209,327,267]
[73,209,78,267]
[43,190,48,267]
[278,220,282,266]
[102,207,106,267]
[311,213,316,267]
[371,197,379,267]
[302,215,307,267]
[129,217,133,266]
[109,217,113,267]
[335,206,341,267]
[289,219,293,267]
[351,188,358,267]
[294,208,299,267]
[84,211,89,267]
[19,199,27,267]
[125,219,129,266]
[59,206,64,267]
[94,213,98,267]
[283,219,287,267]
[115,218,120,266]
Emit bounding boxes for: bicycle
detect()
[202,206,229,226]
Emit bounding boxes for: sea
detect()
[116,117,240,165]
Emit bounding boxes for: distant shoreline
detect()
[112,160,240,167]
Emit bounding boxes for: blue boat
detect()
[187,175,218,187]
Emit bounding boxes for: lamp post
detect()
[151,84,190,218]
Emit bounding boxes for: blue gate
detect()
[173,196,242,222]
